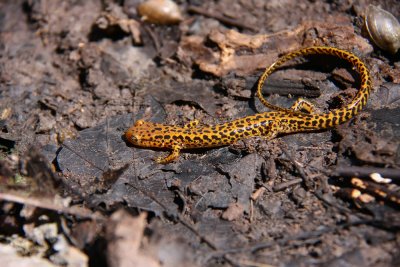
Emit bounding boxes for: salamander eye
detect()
[135,120,145,126]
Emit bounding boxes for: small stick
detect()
[0,192,104,221]
[351,178,400,205]
[281,146,312,189]
[273,178,303,191]
[334,166,400,181]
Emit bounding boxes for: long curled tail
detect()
[256,46,372,128]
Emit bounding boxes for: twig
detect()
[252,77,321,97]
[281,146,312,189]
[351,178,400,205]
[333,166,400,181]
[142,24,161,53]
[272,178,303,191]
[0,192,104,221]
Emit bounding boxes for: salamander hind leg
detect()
[290,98,316,114]
[155,145,182,164]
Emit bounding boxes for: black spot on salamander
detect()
[211,135,219,140]
[194,136,202,141]
[203,135,211,141]
[219,133,227,138]
[164,135,171,139]
[311,120,317,126]
[154,135,163,139]
[325,119,331,126]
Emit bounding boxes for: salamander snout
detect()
[125,120,167,148]
[125,120,151,145]
[125,126,140,145]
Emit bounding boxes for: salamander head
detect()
[125,120,166,148]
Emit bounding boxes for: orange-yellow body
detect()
[125,47,371,164]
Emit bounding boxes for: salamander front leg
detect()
[290,98,316,114]
[155,145,182,164]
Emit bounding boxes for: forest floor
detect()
[0,0,399,266]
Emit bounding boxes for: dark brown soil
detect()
[1,1,399,267]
